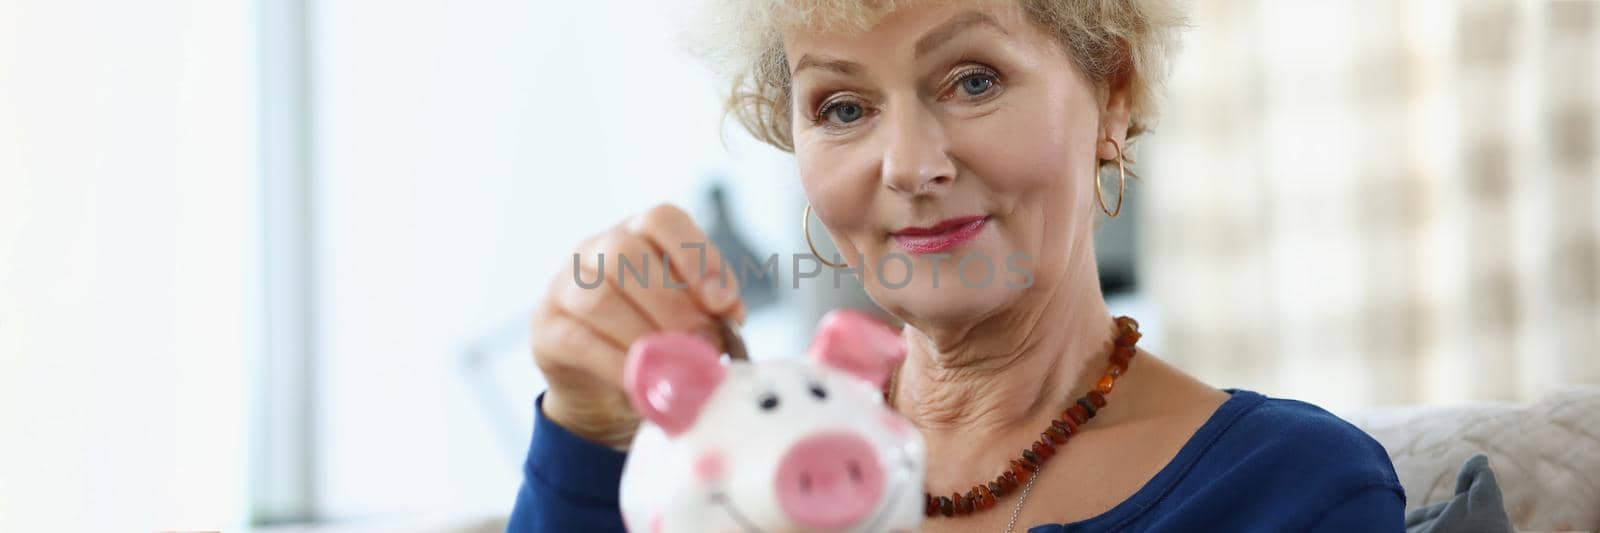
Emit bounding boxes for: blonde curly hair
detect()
[690,0,1188,153]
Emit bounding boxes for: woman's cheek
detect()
[955,106,1076,194]
[798,140,876,228]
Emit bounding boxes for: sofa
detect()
[1345,385,1600,532]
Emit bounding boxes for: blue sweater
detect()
[507,389,1406,532]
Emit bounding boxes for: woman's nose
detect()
[879,107,956,196]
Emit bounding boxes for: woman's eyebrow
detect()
[914,10,1007,57]
[792,11,1007,78]
[793,54,862,77]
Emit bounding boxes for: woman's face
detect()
[786,2,1129,326]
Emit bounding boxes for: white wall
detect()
[0,0,808,526]
[308,0,798,519]
[0,0,257,530]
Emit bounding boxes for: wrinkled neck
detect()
[894,250,1115,436]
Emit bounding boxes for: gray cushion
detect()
[1405,455,1514,533]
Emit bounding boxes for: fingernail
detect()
[701,274,734,308]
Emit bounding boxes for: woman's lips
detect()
[891,216,989,254]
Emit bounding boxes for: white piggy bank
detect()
[619,310,926,533]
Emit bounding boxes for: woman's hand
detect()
[532,204,745,448]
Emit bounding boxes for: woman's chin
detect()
[867,280,1017,328]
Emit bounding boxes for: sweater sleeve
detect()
[505,392,629,533]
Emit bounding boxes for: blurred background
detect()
[1,0,1596,531]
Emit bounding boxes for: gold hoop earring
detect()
[802,204,848,268]
[1095,139,1127,219]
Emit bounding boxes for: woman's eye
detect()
[825,102,865,124]
[959,74,995,97]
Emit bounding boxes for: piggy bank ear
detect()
[624,333,726,436]
[807,309,906,387]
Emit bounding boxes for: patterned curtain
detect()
[1141,0,1599,410]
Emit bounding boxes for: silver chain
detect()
[1003,465,1040,533]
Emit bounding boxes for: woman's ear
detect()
[1098,77,1134,159]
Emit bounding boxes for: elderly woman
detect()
[509,1,1404,531]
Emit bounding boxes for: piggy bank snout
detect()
[773,432,886,529]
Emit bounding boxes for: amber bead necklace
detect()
[884,316,1142,531]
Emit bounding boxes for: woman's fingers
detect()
[555,259,659,349]
[532,203,744,445]
[531,303,628,391]
[569,227,723,345]
[626,204,745,322]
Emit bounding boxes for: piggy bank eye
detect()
[758,392,780,411]
[808,382,828,401]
